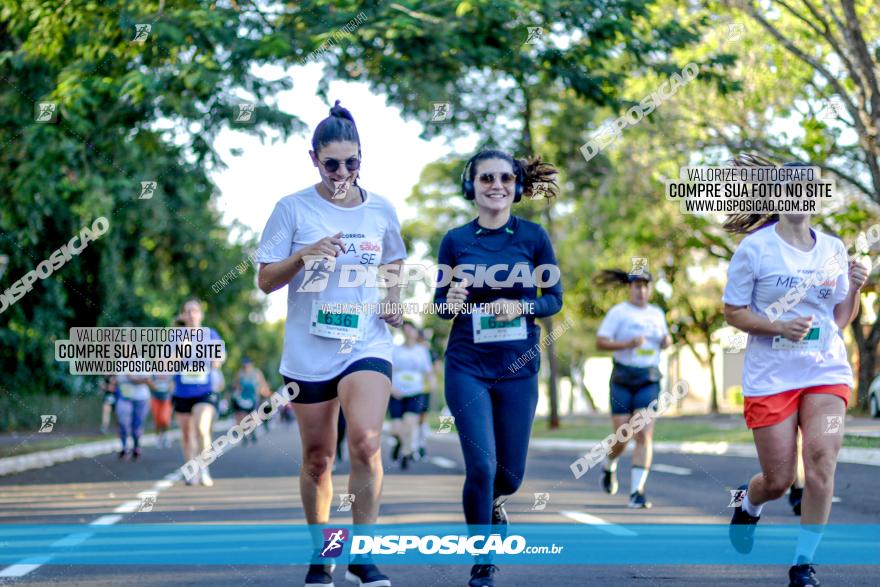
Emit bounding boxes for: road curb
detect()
[430,434,880,467]
[0,419,234,477]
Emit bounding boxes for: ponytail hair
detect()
[722,152,779,235]
[518,155,559,200]
[311,100,360,153]
[594,268,653,286]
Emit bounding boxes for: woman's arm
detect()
[521,227,562,318]
[833,260,868,329]
[596,336,640,351]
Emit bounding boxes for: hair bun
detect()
[329,100,356,124]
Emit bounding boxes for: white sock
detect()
[631,466,649,494]
[604,456,619,473]
[794,527,823,565]
[742,494,764,517]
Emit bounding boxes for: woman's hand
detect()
[447,279,470,314]
[489,298,524,322]
[380,302,404,328]
[628,335,646,349]
[780,316,814,342]
[299,232,345,260]
[849,259,869,291]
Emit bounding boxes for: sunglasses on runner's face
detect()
[319,157,361,173]
[478,172,516,187]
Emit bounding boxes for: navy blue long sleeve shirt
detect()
[433,215,563,379]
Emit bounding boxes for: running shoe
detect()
[789,485,803,517]
[345,559,390,586]
[788,563,821,586]
[418,446,426,459]
[304,559,336,587]
[468,564,498,587]
[400,455,411,470]
[601,468,618,495]
[200,468,214,487]
[391,437,401,462]
[729,484,760,554]
[132,448,141,460]
[118,449,128,460]
[628,491,652,509]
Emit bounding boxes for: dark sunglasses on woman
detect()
[478,172,516,186]
[319,157,361,173]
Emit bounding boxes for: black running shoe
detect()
[628,491,652,508]
[788,563,821,586]
[400,455,411,470]
[304,560,335,586]
[601,468,618,495]
[468,564,498,587]
[789,485,803,517]
[729,485,760,554]
[418,446,426,459]
[391,437,401,462]
[345,560,390,587]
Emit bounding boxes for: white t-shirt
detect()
[722,223,852,396]
[117,375,151,401]
[256,186,407,381]
[392,343,433,396]
[597,302,669,368]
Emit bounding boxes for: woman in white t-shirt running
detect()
[388,321,435,470]
[595,268,671,509]
[722,154,868,587]
[257,101,405,587]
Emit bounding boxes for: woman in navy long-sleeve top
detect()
[433,149,562,587]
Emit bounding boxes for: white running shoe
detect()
[200,468,214,487]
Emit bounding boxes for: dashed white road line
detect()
[428,456,458,469]
[560,510,639,536]
[0,557,52,578]
[1,465,185,578]
[651,464,692,476]
[90,514,123,526]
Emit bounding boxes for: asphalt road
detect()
[1,417,878,586]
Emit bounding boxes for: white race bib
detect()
[309,300,366,341]
[471,308,527,344]
[180,369,210,385]
[772,326,826,351]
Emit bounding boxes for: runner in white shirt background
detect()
[257,101,405,587]
[596,269,672,509]
[389,321,435,470]
[722,155,869,587]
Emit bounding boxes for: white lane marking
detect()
[153,480,174,490]
[90,515,123,526]
[832,496,841,503]
[428,456,457,469]
[651,464,692,476]
[113,500,142,513]
[560,510,638,536]
[0,557,52,578]
[51,532,93,547]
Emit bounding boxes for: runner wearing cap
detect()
[595,268,672,508]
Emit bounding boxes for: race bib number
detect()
[180,368,209,385]
[635,348,656,357]
[397,371,421,385]
[310,300,366,341]
[772,326,825,351]
[472,309,527,344]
